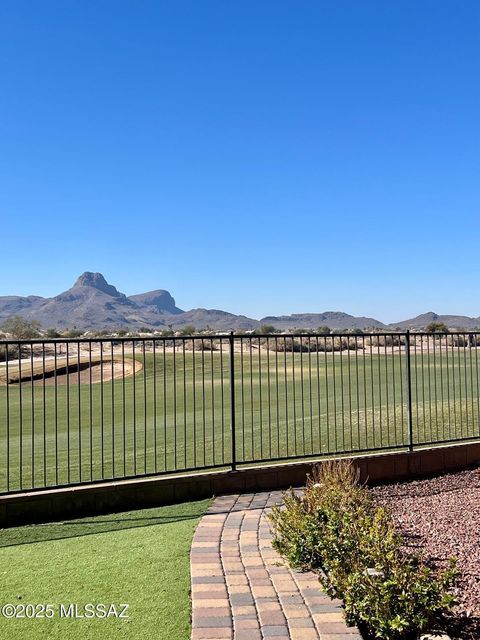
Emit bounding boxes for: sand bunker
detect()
[1,357,143,386]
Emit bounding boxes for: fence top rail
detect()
[0,330,479,346]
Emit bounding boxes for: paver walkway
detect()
[190,491,362,640]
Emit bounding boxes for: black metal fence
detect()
[1,331,480,494]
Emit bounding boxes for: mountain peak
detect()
[128,289,183,314]
[73,272,123,298]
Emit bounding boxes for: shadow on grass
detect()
[0,500,210,549]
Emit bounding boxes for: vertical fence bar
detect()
[5,344,9,492]
[267,337,272,459]
[86,342,90,481]
[220,338,225,464]
[405,330,414,451]
[111,341,115,478]
[66,341,71,483]
[143,340,147,474]
[18,342,23,490]
[42,342,46,486]
[229,332,236,471]
[192,338,197,469]
[183,339,187,469]
[121,341,126,477]
[211,338,215,466]
[30,345,34,487]
[239,337,245,461]
[153,339,157,472]
[78,341,82,482]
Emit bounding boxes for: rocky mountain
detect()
[1,273,479,332]
[0,273,185,330]
[260,312,386,331]
[128,289,183,315]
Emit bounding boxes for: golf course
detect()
[0,339,479,493]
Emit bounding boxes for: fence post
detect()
[405,330,414,451]
[229,331,237,471]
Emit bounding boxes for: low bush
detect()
[268,337,309,353]
[269,337,361,353]
[194,339,218,351]
[366,335,405,347]
[269,461,456,639]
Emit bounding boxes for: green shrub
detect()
[179,325,196,336]
[317,325,331,334]
[426,322,449,333]
[254,324,277,335]
[343,555,456,638]
[269,461,456,639]
[63,328,84,339]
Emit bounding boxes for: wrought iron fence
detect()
[0,331,479,494]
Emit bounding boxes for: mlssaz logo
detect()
[59,604,129,619]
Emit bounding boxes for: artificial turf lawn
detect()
[0,498,211,640]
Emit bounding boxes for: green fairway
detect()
[1,347,480,492]
[0,498,210,640]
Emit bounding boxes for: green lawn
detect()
[1,348,480,491]
[0,498,211,640]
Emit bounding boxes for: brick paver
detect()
[190,491,362,640]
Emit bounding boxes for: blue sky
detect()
[1,1,479,323]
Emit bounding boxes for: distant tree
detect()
[116,328,129,337]
[255,324,276,335]
[1,316,40,339]
[94,328,113,337]
[317,326,331,334]
[179,325,196,336]
[45,328,61,338]
[138,327,153,334]
[161,328,174,337]
[426,322,448,333]
[63,328,84,339]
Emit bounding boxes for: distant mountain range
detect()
[1,273,480,332]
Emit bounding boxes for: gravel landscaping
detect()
[371,467,480,640]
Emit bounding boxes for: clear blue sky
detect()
[1,1,479,323]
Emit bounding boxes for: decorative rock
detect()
[372,468,480,620]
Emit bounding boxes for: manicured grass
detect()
[0,498,211,640]
[1,348,480,491]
